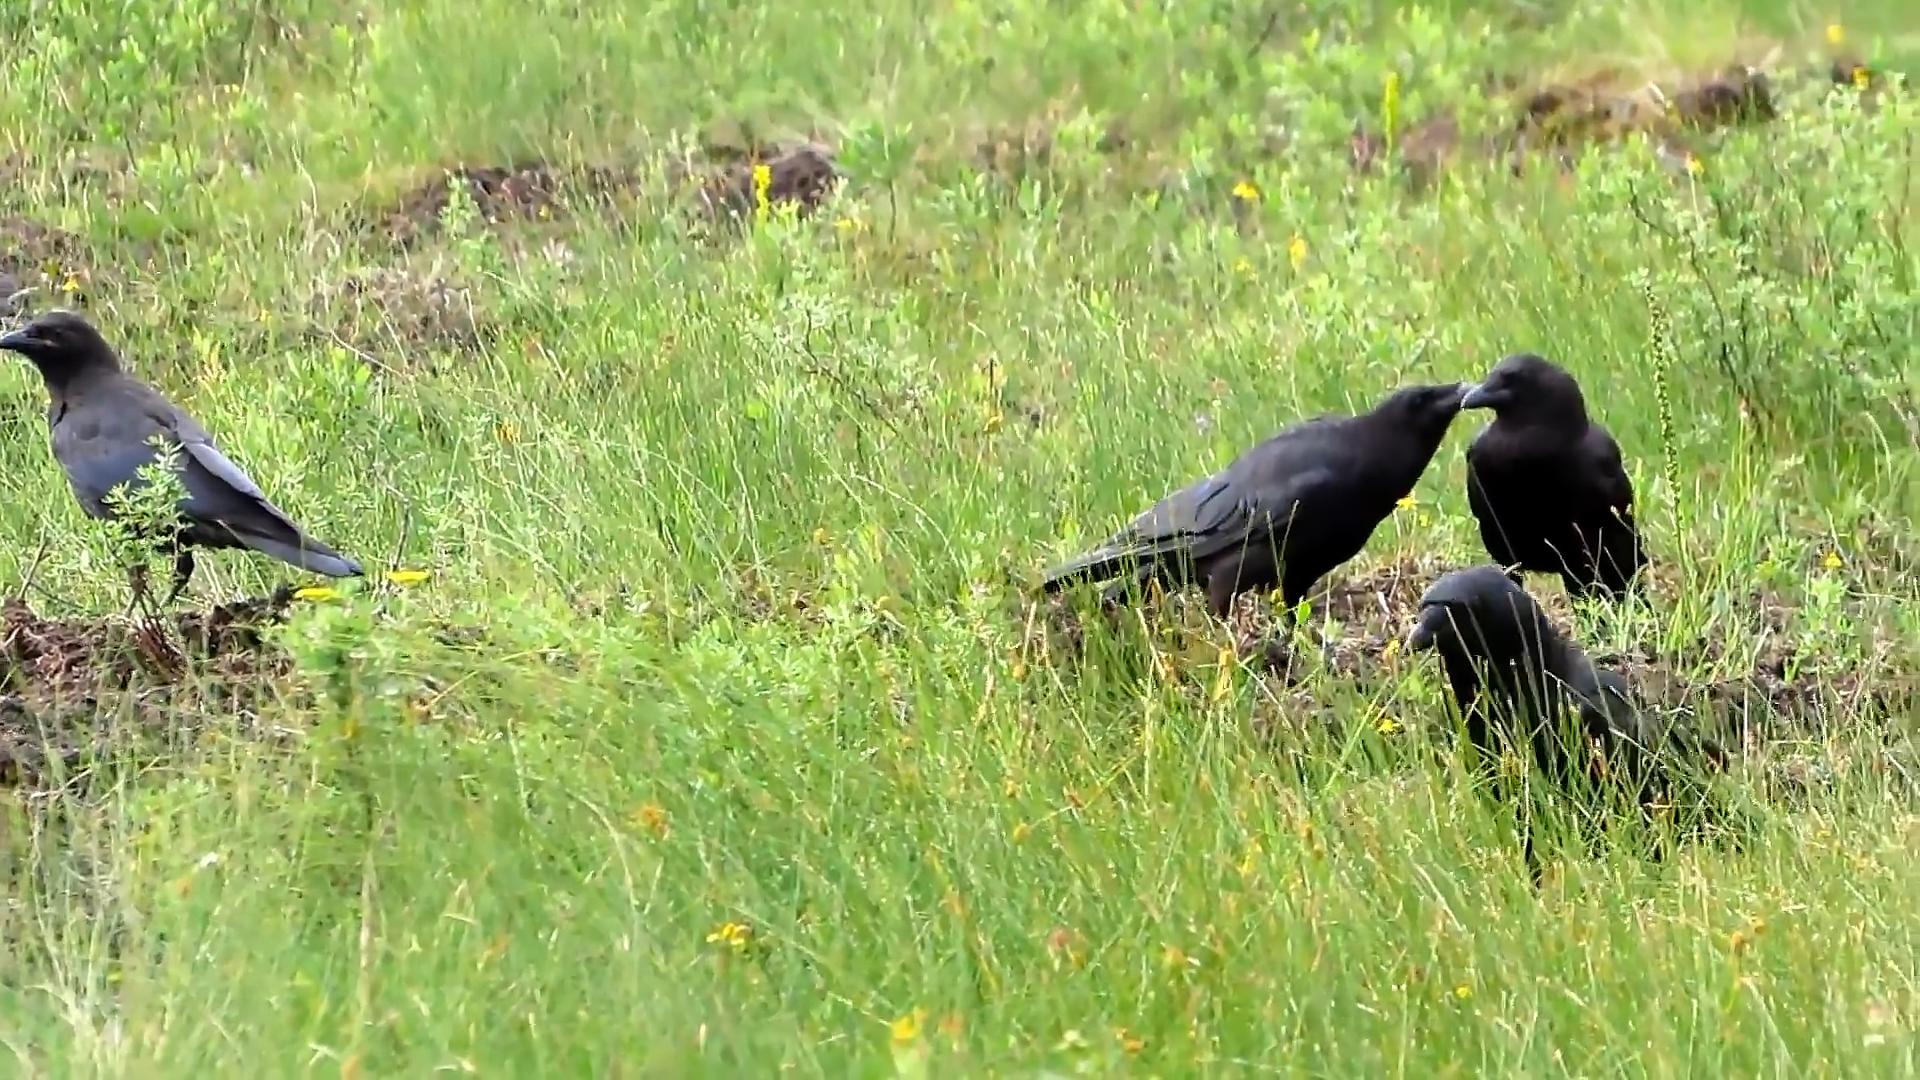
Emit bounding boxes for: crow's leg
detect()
[163,549,197,606]
[1100,563,1161,610]
[1203,558,1243,622]
[1217,555,1313,676]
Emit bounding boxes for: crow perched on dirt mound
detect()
[1042,382,1470,620]
[1461,354,1647,600]
[1,310,363,605]
[1406,565,1729,879]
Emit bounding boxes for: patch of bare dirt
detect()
[1505,64,1775,167]
[1349,114,1468,191]
[1020,556,1451,685]
[0,590,294,788]
[1351,56,1901,185]
[307,263,492,370]
[1599,626,1915,748]
[377,160,643,248]
[975,121,1061,183]
[1028,553,1912,745]
[0,216,98,316]
[684,143,842,228]
[968,108,1138,184]
[372,144,844,249]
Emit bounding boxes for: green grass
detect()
[0,0,1917,1074]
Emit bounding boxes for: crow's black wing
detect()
[1042,423,1348,589]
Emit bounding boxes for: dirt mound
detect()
[1507,64,1775,165]
[975,121,1062,183]
[371,145,842,247]
[687,143,842,226]
[307,264,492,370]
[0,590,293,788]
[1351,57,1896,184]
[0,216,97,315]
[1028,555,1911,743]
[1348,114,1467,190]
[378,160,642,248]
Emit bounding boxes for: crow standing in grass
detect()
[1405,566,1727,879]
[1461,354,1647,600]
[1040,382,1470,621]
[1,310,363,604]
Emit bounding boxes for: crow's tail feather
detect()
[241,530,364,578]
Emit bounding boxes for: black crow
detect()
[1042,382,1470,618]
[1406,565,1727,878]
[1461,354,1647,600]
[1,310,363,604]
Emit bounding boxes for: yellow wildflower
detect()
[1233,256,1254,278]
[1210,644,1236,702]
[1821,549,1842,570]
[1287,233,1308,270]
[61,273,82,294]
[632,802,669,838]
[705,920,753,951]
[1395,494,1416,511]
[890,1008,927,1046]
[1453,983,1472,1000]
[812,526,831,547]
[384,568,431,587]
[1010,821,1032,843]
[1383,71,1402,146]
[1853,66,1871,90]
[1826,23,1845,47]
[1685,155,1704,177]
[1231,179,1260,202]
[1377,715,1402,736]
[752,163,773,223]
[496,420,520,443]
[293,585,342,602]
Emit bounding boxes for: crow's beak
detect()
[1459,382,1496,410]
[1405,605,1449,651]
[0,327,40,354]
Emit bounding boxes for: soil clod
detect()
[689,143,841,225]
[0,593,295,788]
[309,264,491,368]
[0,216,97,313]
[378,160,642,248]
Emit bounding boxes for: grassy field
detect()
[0,0,1916,1073]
